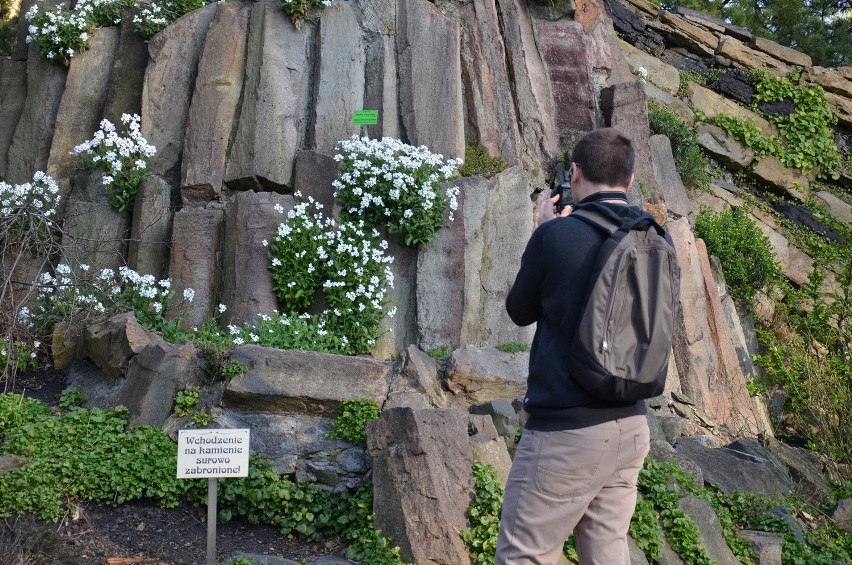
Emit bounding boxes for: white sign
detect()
[177,429,250,478]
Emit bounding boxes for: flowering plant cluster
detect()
[31,264,190,341]
[71,114,155,214]
[333,136,462,247]
[278,0,333,30]
[264,195,395,355]
[0,172,61,248]
[25,0,131,64]
[133,0,206,40]
[0,339,39,375]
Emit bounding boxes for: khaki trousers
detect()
[495,414,650,565]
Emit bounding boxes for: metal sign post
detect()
[177,429,250,565]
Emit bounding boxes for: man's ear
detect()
[626,173,635,192]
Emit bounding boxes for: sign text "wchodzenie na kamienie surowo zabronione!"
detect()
[176,429,250,478]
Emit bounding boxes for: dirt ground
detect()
[0,368,351,565]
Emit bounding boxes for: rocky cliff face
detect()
[3,0,850,562]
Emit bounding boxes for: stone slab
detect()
[618,38,680,95]
[753,36,811,68]
[0,59,27,179]
[687,82,778,138]
[128,174,173,279]
[717,36,791,76]
[61,197,130,274]
[102,8,149,125]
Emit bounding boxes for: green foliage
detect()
[460,141,508,179]
[647,102,711,191]
[694,206,781,306]
[637,460,714,565]
[495,342,530,354]
[0,399,196,522]
[219,360,248,380]
[59,386,86,410]
[629,495,663,563]
[0,339,38,375]
[190,412,210,427]
[0,3,15,57]
[328,398,380,445]
[228,557,258,565]
[461,462,504,564]
[277,0,329,30]
[711,71,841,181]
[426,345,450,360]
[174,387,199,417]
[134,0,207,40]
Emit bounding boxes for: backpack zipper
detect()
[600,243,676,354]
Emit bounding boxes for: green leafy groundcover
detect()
[0,395,405,564]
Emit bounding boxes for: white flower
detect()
[218,304,227,313]
[183,288,195,302]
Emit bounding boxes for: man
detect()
[496,128,656,565]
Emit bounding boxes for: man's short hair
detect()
[569,128,635,188]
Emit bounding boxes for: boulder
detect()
[61,197,130,274]
[221,191,293,326]
[312,2,365,155]
[469,414,500,440]
[687,82,778,137]
[739,530,783,565]
[658,47,711,75]
[717,36,791,76]
[372,238,418,360]
[824,91,852,128]
[709,69,754,106]
[0,59,27,179]
[675,7,752,43]
[828,499,852,531]
[51,320,83,371]
[65,360,128,411]
[84,312,166,377]
[800,66,852,98]
[225,0,309,192]
[385,345,449,410]
[658,11,719,54]
[536,20,597,143]
[120,341,204,427]
[470,399,519,444]
[5,44,68,185]
[224,345,392,414]
[102,8,150,126]
[617,39,680,95]
[677,495,740,565]
[214,408,369,488]
[765,438,833,505]
[770,201,843,243]
[469,435,513,485]
[619,0,658,17]
[141,2,217,187]
[649,134,692,219]
[367,407,473,565]
[674,437,790,498]
[167,206,225,329]
[643,81,695,127]
[695,123,754,170]
[605,0,664,56]
[814,190,852,224]
[496,0,559,172]
[181,1,250,205]
[648,439,705,490]
[396,0,465,160]
[127,174,173,279]
[445,346,528,407]
[459,0,523,166]
[751,36,811,68]
[291,150,339,214]
[750,156,809,201]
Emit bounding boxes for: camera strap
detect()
[576,191,628,206]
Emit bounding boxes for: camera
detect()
[550,167,572,213]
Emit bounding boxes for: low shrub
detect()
[647,102,711,191]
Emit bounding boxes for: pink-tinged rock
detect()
[536,20,597,142]
[313,2,365,155]
[225,0,309,192]
[574,0,605,32]
[181,2,250,205]
[496,0,559,171]
[459,0,522,166]
[84,312,166,377]
[5,43,67,185]
[47,27,120,205]
[167,206,224,329]
[141,2,217,187]
[649,134,692,220]
[221,191,293,326]
[396,0,465,159]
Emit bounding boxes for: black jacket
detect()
[506,199,652,430]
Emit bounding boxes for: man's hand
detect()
[536,194,572,226]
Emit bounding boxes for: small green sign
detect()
[353,110,379,125]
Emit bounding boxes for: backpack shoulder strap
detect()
[570,208,619,235]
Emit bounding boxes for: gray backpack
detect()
[567,208,680,401]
